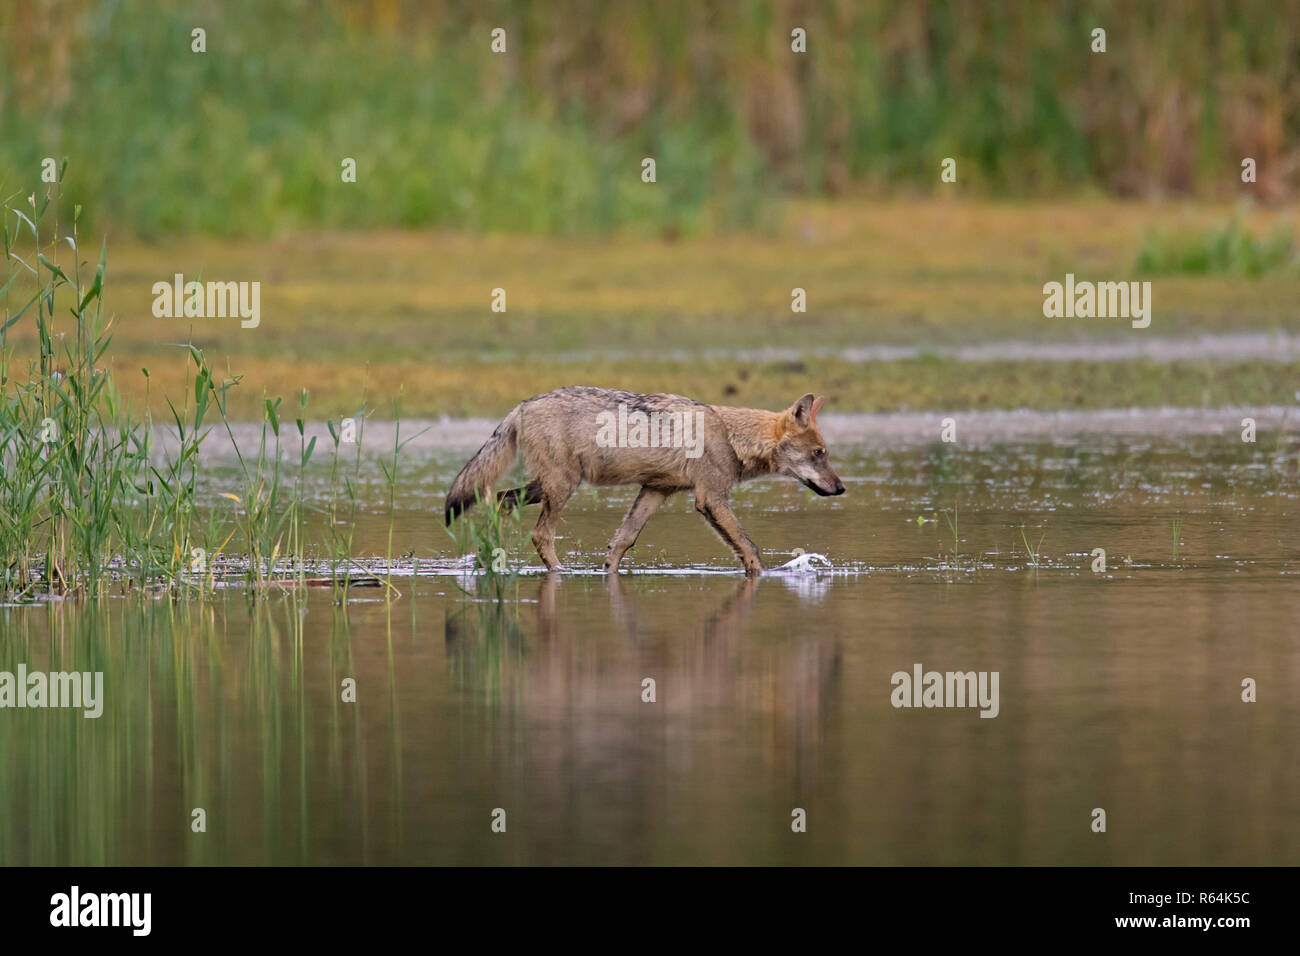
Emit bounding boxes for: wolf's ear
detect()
[791,392,817,427]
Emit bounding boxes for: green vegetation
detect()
[0,180,412,598]
[4,1,1298,238]
[444,488,527,602]
[319,401,371,603]
[1020,524,1047,568]
[0,183,203,597]
[1137,218,1297,276]
[938,506,968,568]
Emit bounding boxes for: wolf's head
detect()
[774,393,845,496]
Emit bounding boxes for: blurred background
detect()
[5,0,1299,234]
[2,0,1299,418]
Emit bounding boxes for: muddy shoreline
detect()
[169,404,1299,461]
[465,332,1300,365]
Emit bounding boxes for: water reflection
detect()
[2,436,1297,865]
[439,572,843,863]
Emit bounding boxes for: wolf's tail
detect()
[444,404,523,525]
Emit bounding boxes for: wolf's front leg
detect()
[603,485,668,572]
[694,492,765,575]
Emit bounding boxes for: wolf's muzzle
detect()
[802,477,845,497]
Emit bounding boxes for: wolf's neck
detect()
[711,406,783,479]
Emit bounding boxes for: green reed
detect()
[380,400,431,584]
[1020,523,1048,569]
[9,1,1299,239]
[0,173,383,598]
[444,485,525,603]
[324,407,367,604]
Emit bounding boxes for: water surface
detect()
[1,433,1297,864]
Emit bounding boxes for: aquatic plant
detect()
[1020,523,1047,568]
[0,173,374,598]
[444,486,524,602]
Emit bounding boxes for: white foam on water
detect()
[771,552,834,573]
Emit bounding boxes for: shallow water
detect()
[1,433,1297,864]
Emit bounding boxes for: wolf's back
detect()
[444,404,523,524]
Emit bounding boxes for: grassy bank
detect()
[244,354,1299,419]
[0,187,451,598]
[4,198,1296,419]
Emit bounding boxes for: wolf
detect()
[444,387,845,575]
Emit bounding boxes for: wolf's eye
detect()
[813,448,826,458]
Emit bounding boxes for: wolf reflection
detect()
[443,573,842,794]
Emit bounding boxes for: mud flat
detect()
[495,332,1300,366]
[180,404,1299,462]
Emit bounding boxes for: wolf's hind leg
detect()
[694,491,765,575]
[531,477,579,571]
[603,486,669,573]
